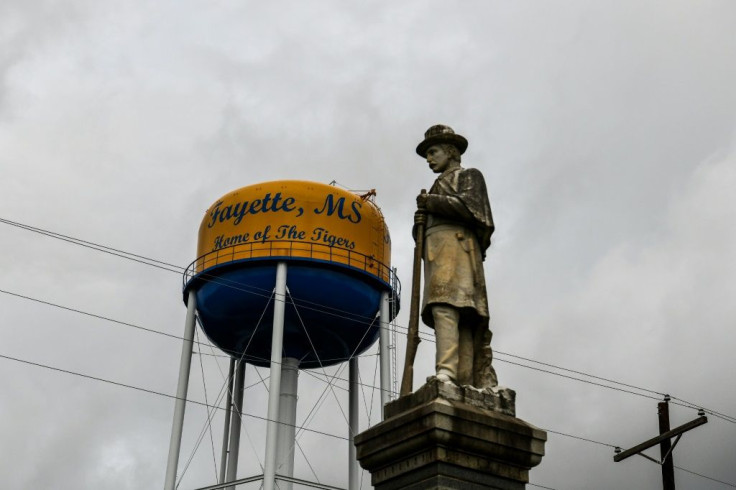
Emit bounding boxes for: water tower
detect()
[164,181,400,490]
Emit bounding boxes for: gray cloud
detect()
[1,1,734,488]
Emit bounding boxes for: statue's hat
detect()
[415,124,468,157]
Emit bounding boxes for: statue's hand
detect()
[416,192,429,210]
[414,210,426,227]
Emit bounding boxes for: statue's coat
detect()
[420,166,494,329]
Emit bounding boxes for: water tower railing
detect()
[183,240,400,298]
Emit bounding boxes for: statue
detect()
[413,124,498,390]
[360,135,544,487]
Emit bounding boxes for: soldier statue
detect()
[414,124,498,390]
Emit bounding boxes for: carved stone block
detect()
[355,380,546,490]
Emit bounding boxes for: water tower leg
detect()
[264,262,288,490]
[164,289,198,490]
[276,357,300,490]
[218,358,235,484]
[225,359,246,489]
[378,290,391,417]
[349,356,360,490]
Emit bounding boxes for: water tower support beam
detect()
[264,262,288,490]
[224,359,246,489]
[378,290,391,417]
[276,357,300,490]
[348,356,360,490]
[164,289,198,490]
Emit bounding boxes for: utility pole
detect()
[658,399,675,490]
[614,396,708,490]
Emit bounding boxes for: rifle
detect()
[400,189,426,396]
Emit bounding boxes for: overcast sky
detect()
[1,1,735,489]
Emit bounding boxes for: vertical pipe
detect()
[348,357,360,490]
[264,262,288,490]
[658,401,676,490]
[218,358,236,484]
[276,357,300,490]
[224,359,246,489]
[164,289,198,490]
[378,290,391,417]
[390,269,399,399]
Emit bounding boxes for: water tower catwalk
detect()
[164,181,400,490]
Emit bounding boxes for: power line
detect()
[3,217,736,428]
[3,283,733,424]
[388,324,669,402]
[6,301,729,487]
[543,431,736,489]
[3,280,734,427]
[0,351,348,442]
[528,483,558,490]
[0,217,185,270]
[0,287,384,367]
[0,217,184,274]
[674,465,736,488]
[0,288,187,342]
[0,218,692,401]
[493,350,664,397]
[495,357,663,402]
[3,350,734,489]
[0,216,379,324]
[1,283,394,398]
[669,396,736,424]
[4,221,734,488]
[544,429,617,449]
[3,214,385,330]
[0,283,389,487]
[387,322,736,423]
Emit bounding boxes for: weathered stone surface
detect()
[387,377,517,418]
[355,381,546,490]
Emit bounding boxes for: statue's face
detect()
[426,145,451,174]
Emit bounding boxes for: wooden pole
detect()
[614,415,707,463]
[400,190,426,396]
[658,400,676,490]
[614,398,708,488]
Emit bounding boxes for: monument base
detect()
[355,379,546,490]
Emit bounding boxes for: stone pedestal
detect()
[355,379,546,490]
